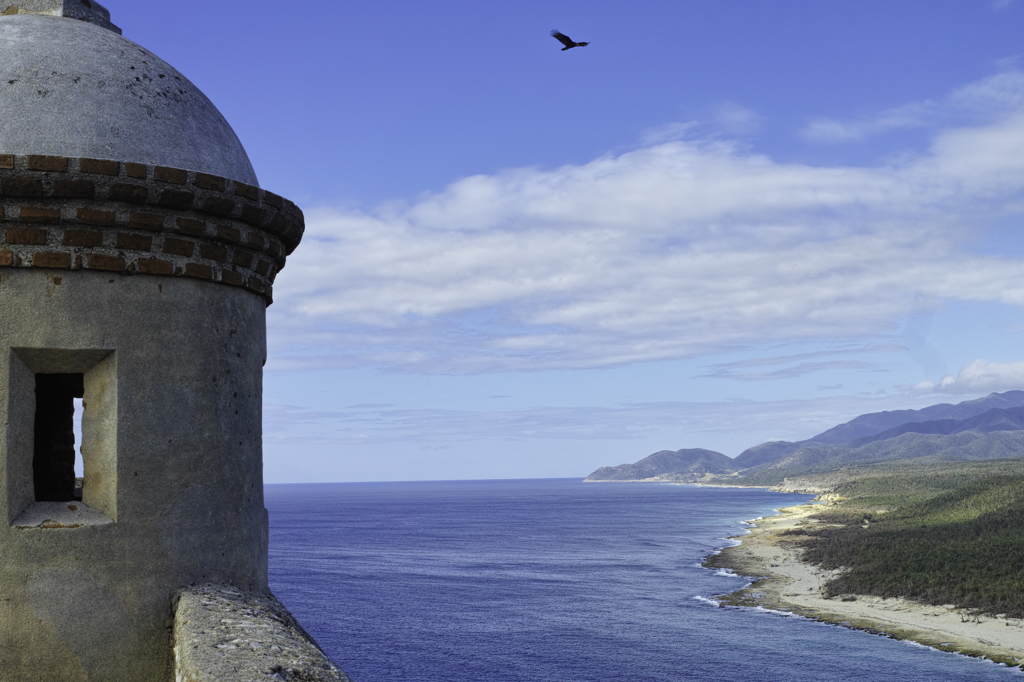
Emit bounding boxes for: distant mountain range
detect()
[584,391,1024,484]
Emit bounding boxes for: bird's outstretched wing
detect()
[550,30,575,48]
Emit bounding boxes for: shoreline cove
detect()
[703,501,1024,671]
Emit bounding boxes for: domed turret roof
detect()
[0,10,258,185]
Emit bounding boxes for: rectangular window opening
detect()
[8,348,117,527]
[33,373,85,503]
[73,397,84,495]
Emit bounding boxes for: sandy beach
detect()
[706,502,1024,669]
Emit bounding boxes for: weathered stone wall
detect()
[0,270,271,681]
[0,16,257,182]
[0,154,303,304]
[0,7,325,681]
[1,0,120,34]
[173,585,351,682]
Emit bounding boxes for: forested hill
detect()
[584,391,1024,484]
[586,449,734,481]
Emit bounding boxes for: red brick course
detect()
[77,209,116,226]
[217,226,241,243]
[240,205,266,226]
[176,218,206,236]
[194,173,226,192]
[184,263,213,280]
[137,257,174,275]
[32,252,71,269]
[232,251,253,269]
[109,184,149,204]
[126,162,147,179]
[27,156,68,172]
[263,191,284,210]
[158,189,194,210]
[128,213,165,230]
[221,269,244,286]
[202,196,235,216]
[86,254,126,271]
[0,154,302,303]
[200,244,228,263]
[116,233,153,252]
[154,166,188,184]
[162,238,195,258]
[2,178,43,196]
[63,230,103,247]
[20,206,62,224]
[53,180,95,199]
[234,182,259,202]
[80,158,119,176]
[6,227,47,244]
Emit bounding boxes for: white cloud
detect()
[993,0,1014,12]
[268,72,1024,374]
[640,103,762,144]
[640,121,699,145]
[802,101,936,143]
[800,71,1024,143]
[713,102,763,135]
[916,359,1024,394]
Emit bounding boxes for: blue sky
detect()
[113,1,1024,482]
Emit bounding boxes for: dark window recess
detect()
[33,374,85,502]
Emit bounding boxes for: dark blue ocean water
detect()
[266,479,1022,682]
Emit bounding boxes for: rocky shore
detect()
[705,503,1024,670]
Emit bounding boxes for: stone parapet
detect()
[173,585,352,682]
[0,154,304,304]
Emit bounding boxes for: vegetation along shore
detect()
[584,392,1024,668]
[704,459,1024,669]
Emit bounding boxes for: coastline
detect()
[705,502,1024,670]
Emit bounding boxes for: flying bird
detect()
[550,30,590,51]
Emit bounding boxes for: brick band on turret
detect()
[0,154,304,304]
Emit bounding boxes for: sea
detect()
[265,478,1022,682]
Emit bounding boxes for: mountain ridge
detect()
[585,391,1024,483]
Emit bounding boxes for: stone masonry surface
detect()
[0,154,304,304]
[174,585,352,682]
[1,0,120,34]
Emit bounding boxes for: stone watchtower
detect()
[0,4,347,681]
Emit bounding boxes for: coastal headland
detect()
[705,502,1024,670]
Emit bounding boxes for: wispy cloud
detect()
[993,0,1014,12]
[269,71,1024,375]
[263,394,941,451]
[640,103,762,144]
[699,360,872,382]
[915,359,1024,394]
[713,102,763,135]
[800,70,1024,143]
[802,101,936,143]
[698,344,903,380]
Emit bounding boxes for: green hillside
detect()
[737,430,1024,486]
[794,461,1024,617]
